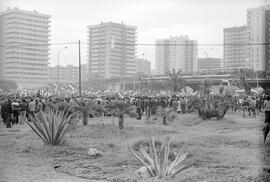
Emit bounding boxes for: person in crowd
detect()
[135,97,142,120]
[20,99,28,123]
[28,98,36,120]
[172,98,178,112]
[242,97,249,118]
[249,97,257,118]
[35,99,43,113]
[11,98,20,125]
[5,99,12,128]
[263,95,270,143]
[180,98,186,114]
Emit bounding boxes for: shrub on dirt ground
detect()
[105,100,137,130]
[196,106,231,120]
[156,107,177,125]
[129,136,191,179]
[71,98,103,125]
[26,109,76,145]
[191,96,231,120]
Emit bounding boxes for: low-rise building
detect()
[135,58,151,76]
[197,58,222,71]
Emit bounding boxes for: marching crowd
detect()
[0,90,270,129]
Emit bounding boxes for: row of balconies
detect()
[5,57,48,63]
[5,54,48,59]
[4,71,47,76]
[5,60,47,65]
[4,62,47,67]
[4,49,49,56]
[5,13,50,22]
[4,37,49,43]
[4,24,50,33]
[4,33,49,41]
[5,62,48,68]
[4,69,48,74]
[6,27,50,34]
[4,19,50,28]
[4,74,48,80]
[4,42,49,49]
[5,16,50,24]
[4,70,47,75]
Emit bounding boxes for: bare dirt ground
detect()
[0,112,269,182]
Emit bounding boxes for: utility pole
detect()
[256,60,259,88]
[79,40,82,97]
[57,46,68,84]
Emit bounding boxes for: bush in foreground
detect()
[26,109,75,145]
[191,96,231,120]
[106,100,137,130]
[156,107,177,125]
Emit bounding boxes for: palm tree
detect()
[167,68,186,94]
[199,79,211,109]
[72,98,103,125]
[239,69,251,95]
[105,100,137,129]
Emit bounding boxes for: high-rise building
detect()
[0,7,50,88]
[223,26,247,69]
[247,6,266,71]
[155,36,198,75]
[197,58,222,71]
[135,58,151,76]
[87,22,137,80]
[264,6,270,70]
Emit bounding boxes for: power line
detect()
[0,41,270,48]
[0,42,78,48]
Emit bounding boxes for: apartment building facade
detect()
[0,7,50,88]
[223,26,247,69]
[87,22,137,80]
[155,36,198,75]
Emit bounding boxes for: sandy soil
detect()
[0,112,269,182]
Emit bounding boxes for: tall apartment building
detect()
[247,6,266,71]
[223,26,247,69]
[0,7,50,88]
[135,58,151,76]
[87,22,137,79]
[155,36,198,75]
[264,6,270,70]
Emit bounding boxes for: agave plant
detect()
[26,109,75,145]
[129,136,191,179]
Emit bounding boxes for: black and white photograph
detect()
[0,0,270,181]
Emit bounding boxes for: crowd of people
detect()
[1,88,270,129]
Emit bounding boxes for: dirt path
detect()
[0,126,97,182]
[0,113,269,181]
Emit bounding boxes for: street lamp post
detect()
[57,46,68,84]
[198,48,213,74]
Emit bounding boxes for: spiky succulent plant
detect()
[26,109,75,145]
[129,136,191,179]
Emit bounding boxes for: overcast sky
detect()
[1,0,264,69]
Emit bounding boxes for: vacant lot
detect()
[0,112,269,182]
